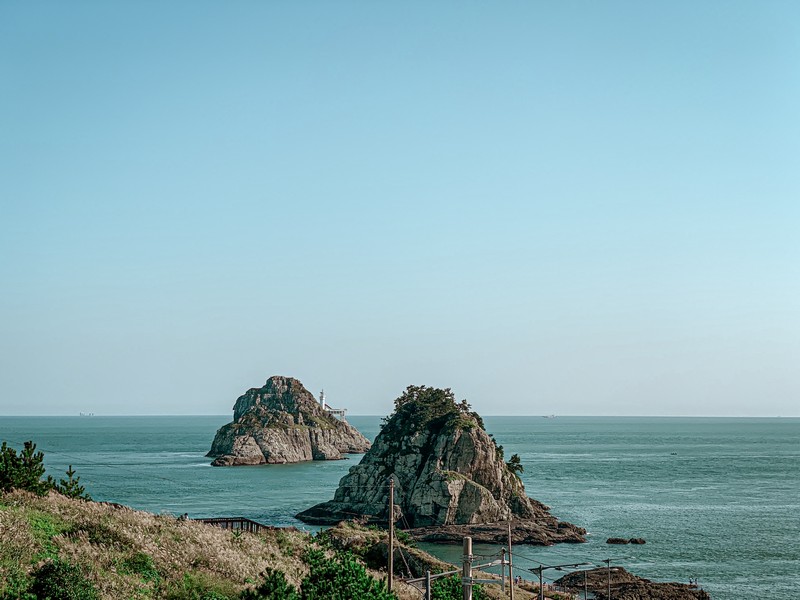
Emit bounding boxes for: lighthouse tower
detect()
[318,389,347,420]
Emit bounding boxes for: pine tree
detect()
[1,440,89,499]
[57,465,90,500]
[0,440,53,495]
[506,453,524,476]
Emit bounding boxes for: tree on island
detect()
[506,453,524,477]
[381,384,486,435]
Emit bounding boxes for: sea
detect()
[1,415,797,600]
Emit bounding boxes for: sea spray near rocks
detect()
[207,376,370,465]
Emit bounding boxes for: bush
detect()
[120,551,160,582]
[301,548,394,600]
[29,559,98,600]
[431,574,487,600]
[240,568,298,600]
[162,572,238,600]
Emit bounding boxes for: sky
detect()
[1,1,798,417]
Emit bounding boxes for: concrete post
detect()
[462,536,473,600]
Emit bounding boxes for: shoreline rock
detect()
[207,376,371,466]
[296,384,586,545]
[555,566,709,600]
[408,519,586,544]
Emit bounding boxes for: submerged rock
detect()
[607,536,646,544]
[295,385,585,544]
[207,376,371,466]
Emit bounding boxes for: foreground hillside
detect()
[0,490,528,600]
[1,490,306,599]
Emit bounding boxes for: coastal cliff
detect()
[296,385,586,544]
[207,376,371,466]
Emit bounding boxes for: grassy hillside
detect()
[1,489,314,599]
[0,490,536,600]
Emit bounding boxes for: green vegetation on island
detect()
[381,385,525,481]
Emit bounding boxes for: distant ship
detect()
[543,414,556,419]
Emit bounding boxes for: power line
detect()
[0,437,201,487]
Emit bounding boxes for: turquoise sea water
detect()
[1,416,797,600]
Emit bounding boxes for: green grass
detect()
[27,510,69,561]
[121,552,161,583]
[161,571,239,600]
[0,566,34,600]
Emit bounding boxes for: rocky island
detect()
[296,385,586,544]
[207,376,371,466]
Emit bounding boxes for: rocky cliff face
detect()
[207,376,371,466]
[296,385,585,544]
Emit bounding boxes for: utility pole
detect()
[388,478,394,593]
[507,520,514,600]
[604,558,611,600]
[535,565,544,600]
[527,563,592,600]
[500,548,506,594]
[462,536,473,600]
[408,546,504,600]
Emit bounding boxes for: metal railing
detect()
[196,517,278,534]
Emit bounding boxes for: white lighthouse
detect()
[318,389,347,420]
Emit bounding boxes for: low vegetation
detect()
[383,385,485,436]
[0,440,528,599]
[1,488,393,600]
[1,441,89,500]
[379,386,524,484]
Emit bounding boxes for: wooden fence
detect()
[196,517,283,534]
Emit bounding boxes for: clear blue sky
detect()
[1,1,798,416]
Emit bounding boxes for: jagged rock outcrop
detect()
[555,567,711,600]
[295,385,586,544]
[207,376,371,466]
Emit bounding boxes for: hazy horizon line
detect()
[2,413,796,419]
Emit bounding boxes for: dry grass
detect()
[0,490,315,598]
[0,491,540,600]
